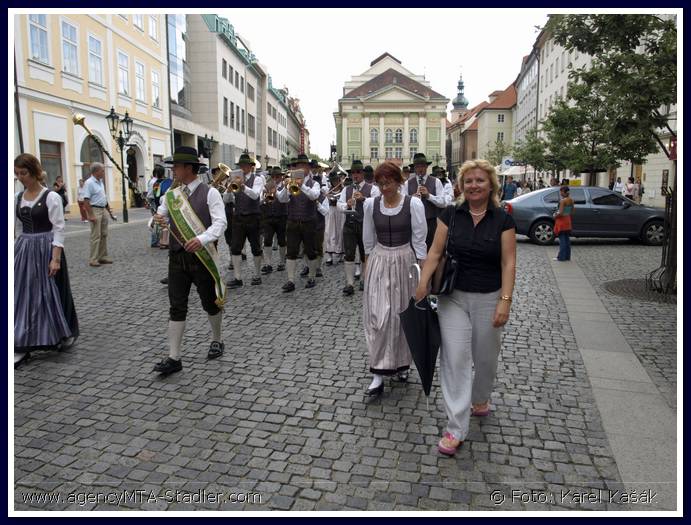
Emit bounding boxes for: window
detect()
[268,102,272,115]
[247,83,255,101]
[61,20,78,75]
[273,129,277,147]
[241,109,245,133]
[497,132,504,142]
[151,70,160,108]
[80,136,103,180]
[410,147,417,158]
[229,66,234,83]
[133,15,143,30]
[394,129,403,144]
[222,59,227,79]
[149,16,159,40]
[88,35,103,85]
[39,140,63,187]
[272,107,277,120]
[370,128,378,143]
[385,147,393,159]
[29,15,49,64]
[545,188,586,204]
[268,127,273,147]
[223,97,229,126]
[236,106,240,131]
[394,147,403,159]
[497,114,505,123]
[135,62,145,101]
[591,188,625,206]
[230,102,235,127]
[241,76,244,93]
[117,52,129,95]
[385,129,393,143]
[248,114,255,138]
[410,128,418,144]
[235,71,239,88]
[370,147,378,159]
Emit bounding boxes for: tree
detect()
[512,129,547,178]
[485,139,511,167]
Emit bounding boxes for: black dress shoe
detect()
[207,341,224,359]
[160,277,169,285]
[276,263,285,272]
[251,277,262,285]
[261,265,273,275]
[153,357,182,375]
[365,383,384,396]
[241,254,247,261]
[393,370,409,383]
[315,269,323,278]
[325,260,333,266]
[305,278,316,289]
[227,278,243,289]
[228,262,234,270]
[342,284,354,296]
[299,266,309,277]
[282,281,296,293]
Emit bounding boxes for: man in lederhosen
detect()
[260,166,288,274]
[299,159,325,277]
[337,160,380,296]
[277,154,321,292]
[227,152,265,289]
[152,146,227,376]
[403,153,447,249]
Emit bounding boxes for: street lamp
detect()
[106,106,133,223]
[200,134,216,160]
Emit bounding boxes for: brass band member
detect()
[276,154,321,292]
[152,147,227,376]
[337,160,380,296]
[260,166,288,274]
[324,170,346,265]
[404,153,448,249]
[227,153,265,289]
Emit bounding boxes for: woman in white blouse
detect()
[362,161,427,396]
[14,154,79,368]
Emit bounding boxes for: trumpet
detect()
[283,169,304,196]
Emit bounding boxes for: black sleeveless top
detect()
[16,190,53,234]
[372,195,412,247]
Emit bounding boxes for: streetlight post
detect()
[106,107,133,223]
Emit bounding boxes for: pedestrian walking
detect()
[612,177,624,194]
[14,154,79,368]
[415,159,516,455]
[77,178,88,222]
[53,175,69,216]
[635,177,644,204]
[362,161,427,396]
[623,177,637,201]
[404,153,446,249]
[260,167,288,274]
[82,162,115,267]
[553,186,574,262]
[323,169,346,265]
[151,146,227,376]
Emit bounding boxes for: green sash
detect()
[166,188,227,308]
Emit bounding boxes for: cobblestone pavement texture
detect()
[14,219,673,511]
[571,239,677,411]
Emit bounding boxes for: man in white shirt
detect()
[403,153,447,249]
[152,147,227,376]
[82,163,115,267]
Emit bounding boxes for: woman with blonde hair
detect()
[14,154,79,368]
[415,159,516,455]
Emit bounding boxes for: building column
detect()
[419,113,427,155]
[379,115,385,159]
[403,113,410,164]
[440,115,446,165]
[341,116,348,161]
[363,113,370,162]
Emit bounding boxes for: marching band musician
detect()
[314,190,330,278]
[152,146,227,376]
[337,160,380,296]
[324,169,346,265]
[276,154,321,292]
[227,153,265,289]
[403,153,448,249]
[434,165,455,206]
[298,159,326,278]
[260,166,288,274]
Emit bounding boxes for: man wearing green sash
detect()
[152,146,228,376]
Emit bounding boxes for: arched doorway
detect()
[80,135,104,181]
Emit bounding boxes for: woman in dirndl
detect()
[362,161,427,396]
[14,154,79,368]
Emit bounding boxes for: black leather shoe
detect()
[359,280,365,291]
[276,263,286,272]
[316,269,323,278]
[393,371,409,383]
[282,281,296,293]
[227,278,243,289]
[325,260,333,266]
[305,278,316,289]
[251,277,262,285]
[261,265,273,275]
[228,262,234,270]
[153,357,182,375]
[160,277,169,285]
[207,341,224,359]
[241,254,247,261]
[342,285,354,296]
[300,266,309,277]
[365,383,384,396]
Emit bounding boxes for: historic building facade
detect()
[334,53,449,170]
[14,13,171,212]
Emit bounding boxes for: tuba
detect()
[72,113,130,188]
[211,163,231,193]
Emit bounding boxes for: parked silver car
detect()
[503,186,666,245]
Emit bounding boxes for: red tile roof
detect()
[483,84,517,111]
[343,68,446,100]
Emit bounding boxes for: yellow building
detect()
[14,14,171,214]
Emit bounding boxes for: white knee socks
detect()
[168,320,186,361]
[207,313,222,342]
[232,255,243,280]
[368,374,383,390]
[253,255,262,277]
[345,262,355,286]
[286,259,297,282]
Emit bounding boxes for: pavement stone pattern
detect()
[14,219,643,511]
[572,239,677,412]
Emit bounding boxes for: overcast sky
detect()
[220,8,549,159]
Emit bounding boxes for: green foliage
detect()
[512,129,547,172]
[485,140,511,167]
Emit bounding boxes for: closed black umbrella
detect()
[399,279,441,399]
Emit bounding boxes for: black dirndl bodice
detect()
[16,190,53,234]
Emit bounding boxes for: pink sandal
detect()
[471,404,491,417]
[438,432,463,456]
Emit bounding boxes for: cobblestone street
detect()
[13,215,677,511]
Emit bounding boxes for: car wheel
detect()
[641,220,665,246]
[529,220,555,245]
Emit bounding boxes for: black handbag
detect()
[431,206,459,296]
